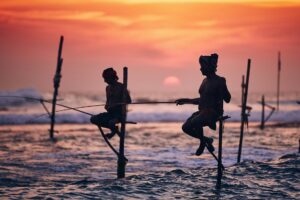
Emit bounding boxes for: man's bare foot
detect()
[195,141,206,156]
[105,132,116,139]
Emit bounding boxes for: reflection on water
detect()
[0,123,299,199]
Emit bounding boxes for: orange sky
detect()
[0,0,300,96]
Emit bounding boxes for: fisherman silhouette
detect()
[90,68,132,139]
[176,53,231,156]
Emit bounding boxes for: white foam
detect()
[0,88,42,107]
[0,89,299,124]
[0,109,299,125]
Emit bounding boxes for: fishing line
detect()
[24,101,178,122]
[0,95,128,159]
[0,95,93,116]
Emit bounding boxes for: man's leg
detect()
[181,112,205,155]
[90,113,120,139]
[90,113,111,128]
[182,112,201,139]
[204,136,214,152]
[105,118,120,139]
[190,113,215,155]
[194,126,206,156]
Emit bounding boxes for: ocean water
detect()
[0,88,299,125]
[0,88,299,199]
[0,123,299,199]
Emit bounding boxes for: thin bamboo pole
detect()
[277,51,281,111]
[50,36,64,141]
[241,75,245,107]
[237,59,251,163]
[260,95,265,130]
[216,119,224,189]
[117,67,128,178]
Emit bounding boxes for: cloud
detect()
[0,1,300,93]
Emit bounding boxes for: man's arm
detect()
[176,98,201,105]
[221,78,231,103]
[126,89,132,104]
[105,86,110,110]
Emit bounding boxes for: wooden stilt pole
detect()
[237,59,251,163]
[216,119,224,189]
[117,67,128,178]
[258,96,275,128]
[50,36,64,141]
[241,75,245,106]
[260,95,265,130]
[215,115,230,189]
[277,51,281,111]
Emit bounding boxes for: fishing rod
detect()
[26,104,104,123]
[0,95,93,116]
[0,95,124,158]
[56,101,177,112]
[129,101,176,105]
[25,101,178,122]
[0,95,139,124]
[0,95,176,122]
[0,95,176,121]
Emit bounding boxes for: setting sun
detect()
[163,76,181,87]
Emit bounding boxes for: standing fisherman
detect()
[176,53,231,156]
[90,68,132,139]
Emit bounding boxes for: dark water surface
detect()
[0,123,299,199]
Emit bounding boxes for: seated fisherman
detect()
[90,67,132,139]
[176,53,231,156]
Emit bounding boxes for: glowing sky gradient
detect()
[0,0,299,95]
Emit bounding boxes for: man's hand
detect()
[175,98,190,105]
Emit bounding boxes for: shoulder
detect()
[201,78,208,83]
[215,75,226,83]
[116,82,124,88]
[113,82,125,91]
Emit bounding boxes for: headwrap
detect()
[199,53,218,72]
[102,67,119,80]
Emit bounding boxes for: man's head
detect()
[102,67,118,84]
[199,53,218,75]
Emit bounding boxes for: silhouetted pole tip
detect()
[50,36,64,140]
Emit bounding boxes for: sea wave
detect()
[0,109,299,124]
[2,154,297,199]
[0,88,42,107]
[0,88,299,124]
[0,122,298,199]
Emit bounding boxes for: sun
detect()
[163,76,181,87]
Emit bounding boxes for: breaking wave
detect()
[0,109,299,125]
